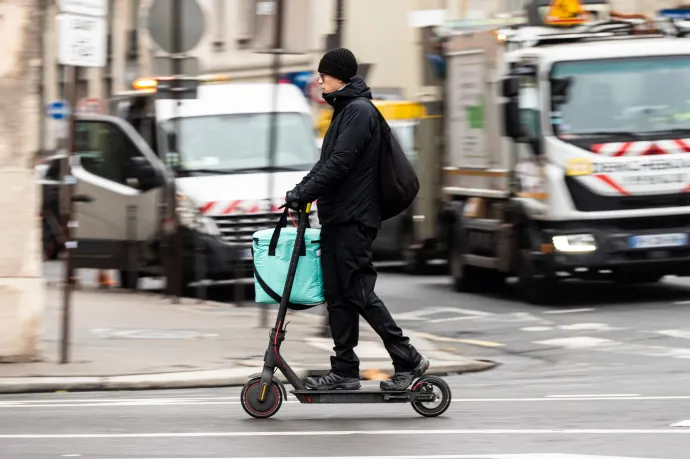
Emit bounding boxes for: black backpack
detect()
[362,99,420,221]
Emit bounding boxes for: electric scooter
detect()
[240,202,452,419]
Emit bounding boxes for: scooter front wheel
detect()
[240,377,283,419]
[410,375,452,417]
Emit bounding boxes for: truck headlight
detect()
[552,234,597,253]
[176,192,221,236]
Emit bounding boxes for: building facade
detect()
[38,0,690,151]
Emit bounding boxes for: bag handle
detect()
[268,208,307,257]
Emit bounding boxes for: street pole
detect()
[334,0,344,48]
[60,64,78,364]
[321,0,346,338]
[259,0,284,328]
[168,0,183,303]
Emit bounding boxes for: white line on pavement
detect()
[0,396,240,403]
[543,309,595,314]
[545,394,640,398]
[671,420,690,427]
[0,429,688,439]
[107,455,656,459]
[4,395,690,408]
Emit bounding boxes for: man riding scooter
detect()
[286,48,429,391]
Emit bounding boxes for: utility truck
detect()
[409,1,690,303]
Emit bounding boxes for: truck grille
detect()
[212,212,284,244]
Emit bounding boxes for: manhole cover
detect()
[90,328,218,340]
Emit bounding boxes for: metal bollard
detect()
[125,204,138,290]
[194,224,207,302]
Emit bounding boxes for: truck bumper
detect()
[536,217,690,278]
[181,227,253,282]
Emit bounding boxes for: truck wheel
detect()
[400,225,428,275]
[515,248,558,305]
[449,227,504,293]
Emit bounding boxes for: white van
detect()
[40,75,319,291]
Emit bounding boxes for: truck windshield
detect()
[160,112,318,173]
[551,56,690,138]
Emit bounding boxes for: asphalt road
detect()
[35,261,690,458]
[1,375,690,459]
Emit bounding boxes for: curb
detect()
[0,359,496,394]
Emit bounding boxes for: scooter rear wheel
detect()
[410,375,452,417]
[241,377,283,419]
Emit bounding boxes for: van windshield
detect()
[160,112,318,173]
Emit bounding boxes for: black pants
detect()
[320,222,421,378]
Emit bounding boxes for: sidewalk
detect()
[0,285,496,393]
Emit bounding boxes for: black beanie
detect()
[318,48,358,83]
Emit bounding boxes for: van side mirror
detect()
[130,156,163,190]
[502,99,523,139]
[501,77,520,98]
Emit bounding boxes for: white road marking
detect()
[558,324,626,332]
[543,308,595,314]
[535,337,614,348]
[671,419,690,429]
[0,429,687,439]
[108,455,657,459]
[521,326,555,332]
[654,329,690,340]
[393,307,493,322]
[546,394,639,398]
[673,300,690,304]
[5,395,690,408]
[0,396,239,403]
[534,336,690,359]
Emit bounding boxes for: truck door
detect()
[70,114,168,271]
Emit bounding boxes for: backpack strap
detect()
[354,97,392,135]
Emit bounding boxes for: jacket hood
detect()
[323,75,372,107]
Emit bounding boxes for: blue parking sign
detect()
[46,100,70,120]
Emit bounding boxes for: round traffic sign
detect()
[146,0,205,54]
[77,97,104,114]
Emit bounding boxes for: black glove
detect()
[285,188,301,209]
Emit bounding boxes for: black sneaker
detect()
[304,372,361,390]
[380,356,430,391]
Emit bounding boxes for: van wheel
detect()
[515,248,558,305]
[449,226,504,293]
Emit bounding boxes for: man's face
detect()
[319,72,343,95]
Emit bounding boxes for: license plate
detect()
[629,233,689,249]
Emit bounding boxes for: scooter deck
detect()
[291,389,435,404]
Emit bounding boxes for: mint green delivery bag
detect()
[252,209,324,310]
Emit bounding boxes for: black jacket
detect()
[295,75,381,229]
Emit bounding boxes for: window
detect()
[518,73,541,138]
[159,112,318,173]
[75,121,143,186]
[551,56,690,137]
